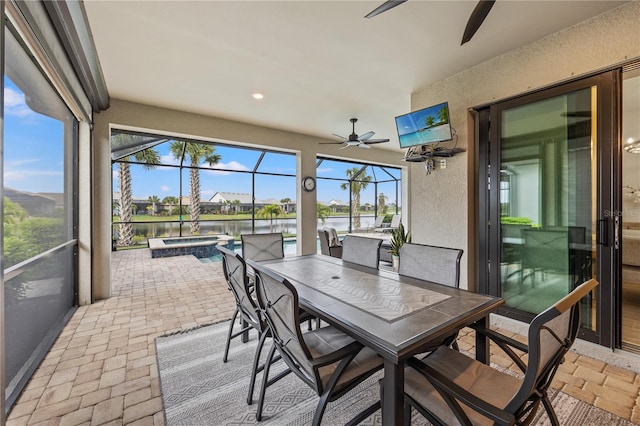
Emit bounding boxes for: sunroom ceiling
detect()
[84,1,627,152]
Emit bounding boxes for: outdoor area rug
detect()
[156,321,635,426]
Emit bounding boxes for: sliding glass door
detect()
[478,70,618,345]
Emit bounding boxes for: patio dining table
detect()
[256,254,504,426]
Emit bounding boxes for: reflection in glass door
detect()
[498,87,597,331]
[621,69,640,350]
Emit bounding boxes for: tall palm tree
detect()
[162,196,178,216]
[112,134,160,247]
[340,167,371,229]
[231,199,241,215]
[147,195,160,216]
[438,105,449,124]
[257,204,283,232]
[280,197,291,214]
[170,141,221,234]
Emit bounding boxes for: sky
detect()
[4,77,401,206]
[4,78,66,195]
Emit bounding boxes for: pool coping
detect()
[148,235,234,258]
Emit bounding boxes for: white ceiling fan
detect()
[320,118,390,149]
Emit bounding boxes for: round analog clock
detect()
[302,176,316,192]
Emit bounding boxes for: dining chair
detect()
[241,232,284,261]
[341,235,382,269]
[402,278,599,426]
[398,242,463,351]
[241,232,285,281]
[318,228,342,258]
[219,243,312,405]
[398,242,463,287]
[248,258,384,426]
[218,244,287,405]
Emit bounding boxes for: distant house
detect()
[210,192,296,214]
[327,199,348,213]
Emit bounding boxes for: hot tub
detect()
[148,235,234,259]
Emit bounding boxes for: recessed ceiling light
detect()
[252,93,264,100]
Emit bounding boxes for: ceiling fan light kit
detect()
[321,118,390,149]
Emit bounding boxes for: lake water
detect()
[124,215,378,240]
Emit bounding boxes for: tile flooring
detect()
[6,249,640,425]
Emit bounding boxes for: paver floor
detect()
[6,249,640,425]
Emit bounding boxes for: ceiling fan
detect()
[321,118,390,149]
[365,0,496,45]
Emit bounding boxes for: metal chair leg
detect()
[256,344,277,421]
[223,308,239,363]
[247,328,269,405]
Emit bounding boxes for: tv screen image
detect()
[395,102,453,149]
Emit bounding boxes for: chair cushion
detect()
[405,346,522,425]
[304,326,383,393]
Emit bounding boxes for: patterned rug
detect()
[156,321,634,425]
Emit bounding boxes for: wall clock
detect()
[302,176,316,192]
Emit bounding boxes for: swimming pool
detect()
[200,238,317,263]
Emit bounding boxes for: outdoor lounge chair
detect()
[375,214,401,233]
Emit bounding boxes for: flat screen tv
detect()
[395,102,453,149]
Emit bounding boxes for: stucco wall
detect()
[410,1,640,290]
[92,99,406,299]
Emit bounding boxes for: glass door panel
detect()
[621,69,640,349]
[499,87,596,330]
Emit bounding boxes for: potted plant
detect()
[388,222,411,272]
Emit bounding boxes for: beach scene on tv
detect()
[396,103,452,148]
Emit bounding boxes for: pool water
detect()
[200,239,318,263]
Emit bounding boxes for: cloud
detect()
[317,167,333,174]
[205,161,250,175]
[4,169,63,185]
[161,185,170,192]
[159,154,180,166]
[4,87,35,118]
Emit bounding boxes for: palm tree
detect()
[425,115,435,128]
[257,204,283,232]
[147,195,160,216]
[162,196,178,216]
[340,167,371,229]
[170,141,221,235]
[438,105,449,124]
[280,197,291,214]
[231,199,241,215]
[112,134,160,247]
[377,192,388,216]
[317,203,331,224]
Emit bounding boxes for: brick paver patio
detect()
[6,249,640,425]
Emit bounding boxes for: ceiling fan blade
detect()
[461,0,496,45]
[331,133,348,141]
[364,0,408,18]
[339,144,350,149]
[363,138,390,144]
[320,141,347,145]
[358,131,375,141]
